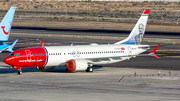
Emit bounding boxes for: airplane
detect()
[0,6,18,53]
[4,9,160,75]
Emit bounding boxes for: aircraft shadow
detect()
[0,66,103,74]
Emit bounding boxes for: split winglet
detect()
[7,39,18,52]
[149,43,161,59]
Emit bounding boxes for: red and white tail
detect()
[114,9,151,45]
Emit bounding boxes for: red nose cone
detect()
[4,56,12,65]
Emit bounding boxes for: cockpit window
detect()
[10,53,20,56]
[14,53,20,56]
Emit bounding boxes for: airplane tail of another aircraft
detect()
[0,6,16,41]
[114,9,151,45]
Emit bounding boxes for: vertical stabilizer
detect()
[0,7,16,41]
[114,9,151,45]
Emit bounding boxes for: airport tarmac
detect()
[0,27,180,101]
[0,61,180,101]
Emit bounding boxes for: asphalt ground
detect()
[0,27,180,101]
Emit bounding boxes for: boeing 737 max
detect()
[0,7,18,53]
[4,9,160,75]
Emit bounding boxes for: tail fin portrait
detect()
[114,9,151,45]
[0,7,16,41]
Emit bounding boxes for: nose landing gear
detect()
[13,66,22,75]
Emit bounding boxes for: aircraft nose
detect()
[4,56,13,65]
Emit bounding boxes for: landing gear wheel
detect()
[89,67,93,72]
[17,69,22,75]
[86,67,93,72]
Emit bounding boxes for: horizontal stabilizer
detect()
[149,43,161,59]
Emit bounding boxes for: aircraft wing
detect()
[0,46,11,53]
[2,41,14,45]
[72,43,161,64]
[0,40,18,53]
[84,55,132,63]
[73,54,150,64]
[7,39,18,52]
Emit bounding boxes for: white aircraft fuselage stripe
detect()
[44,44,149,66]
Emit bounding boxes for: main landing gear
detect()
[17,69,22,75]
[86,67,93,72]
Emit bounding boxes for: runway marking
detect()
[156,49,180,52]
[17,43,62,45]
[118,73,179,82]
[118,76,124,82]
[165,56,180,58]
[158,87,180,90]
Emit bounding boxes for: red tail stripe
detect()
[143,9,151,14]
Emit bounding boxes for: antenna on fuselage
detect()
[41,40,45,47]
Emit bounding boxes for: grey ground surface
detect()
[0,28,180,101]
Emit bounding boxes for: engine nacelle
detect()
[67,59,88,72]
[37,66,55,70]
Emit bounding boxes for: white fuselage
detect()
[44,44,149,67]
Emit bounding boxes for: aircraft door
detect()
[25,50,31,60]
[128,47,132,55]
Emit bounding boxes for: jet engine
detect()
[67,59,88,72]
[37,66,55,70]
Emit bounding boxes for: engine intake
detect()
[67,59,88,72]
